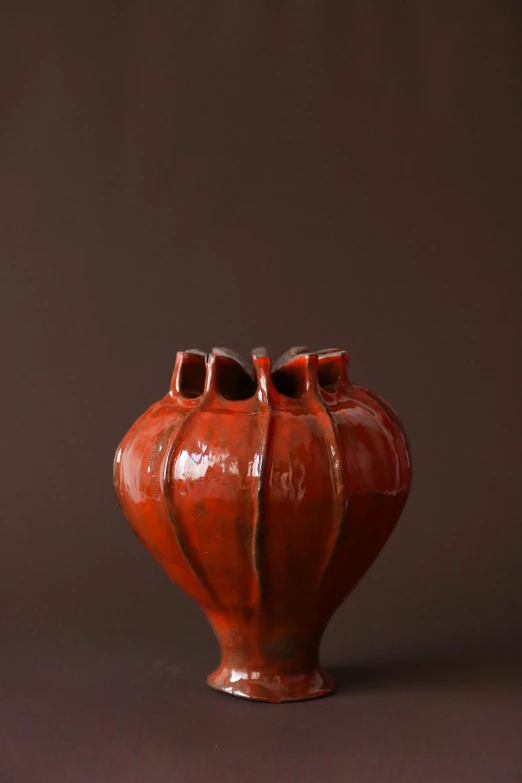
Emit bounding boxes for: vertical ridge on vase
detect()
[251,349,272,609]
[314,394,347,592]
[317,398,350,592]
[162,410,223,614]
[299,353,346,594]
[318,400,379,615]
[321,393,404,614]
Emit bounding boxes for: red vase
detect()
[114,347,412,702]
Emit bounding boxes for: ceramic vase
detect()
[113,347,412,702]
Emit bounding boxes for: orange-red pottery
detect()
[114,347,412,702]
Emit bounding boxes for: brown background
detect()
[2,2,521,781]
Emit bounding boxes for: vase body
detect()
[113,347,412,702]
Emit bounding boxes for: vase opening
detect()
[178,353,206,399]
[271,367,305,399]
[215,357,257,400]
[317,358,342,394]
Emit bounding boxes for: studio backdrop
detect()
[1,2,521,782]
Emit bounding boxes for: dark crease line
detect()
[317,397,347,591]
[162,411,221,611]
[252,399,272,606]
[329,404,397,604]
[162,422,191,561]
[323,412,382,617]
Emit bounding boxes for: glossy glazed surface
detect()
[114,347,412,702]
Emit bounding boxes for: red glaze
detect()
[114,347,412,702]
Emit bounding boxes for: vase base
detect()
[207,665,334,703]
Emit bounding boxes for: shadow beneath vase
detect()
[328,644,522,696]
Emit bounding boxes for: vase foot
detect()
[207,665,334,703]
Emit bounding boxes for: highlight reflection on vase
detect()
[114,347,412,702]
